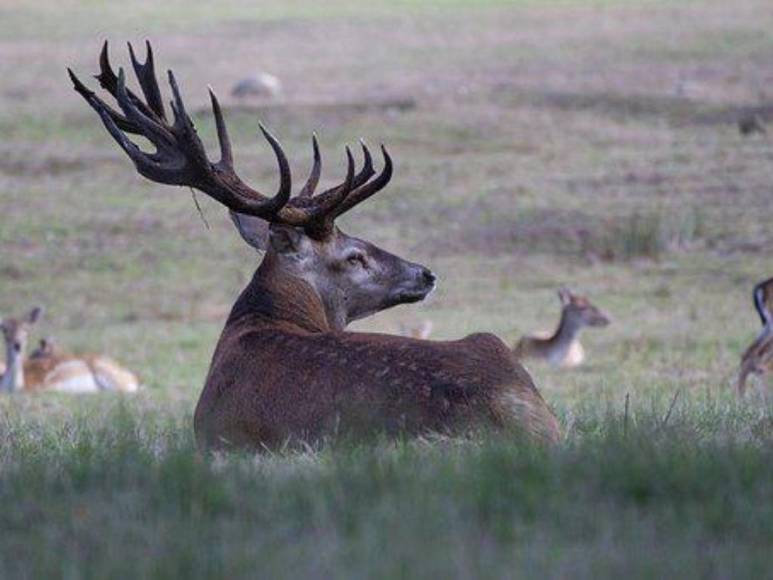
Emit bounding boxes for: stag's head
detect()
[69,42,436,329]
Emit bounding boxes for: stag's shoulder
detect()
[457,332,512,358]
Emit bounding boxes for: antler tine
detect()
[68,68,160,172]
[332,145,393,218]
[128,40,167,121]
[258,124,293,213]
[68,67,137,134]
[355,139,375,187]
[208,87,233,168]
[313,140,375,202]
[115,68,175,148]
[96,41,160,126]
[298,134,321,198]
[317,146,355,213]
[96,40,119,91]
[166,69,211,170]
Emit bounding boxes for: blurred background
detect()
[2,0,772,402]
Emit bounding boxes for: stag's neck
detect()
[0,346,23,392]
[228,255,333,334]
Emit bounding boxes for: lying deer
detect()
[737,277,773,395]
[0,307,139,393]
[69,42,560,449]
[514,288,610,368]
[29,337,56,360]
[399,320,433,340]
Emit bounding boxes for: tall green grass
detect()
[0,396,769,579]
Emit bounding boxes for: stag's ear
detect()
[26,306,43,325]
[230,211,270,252]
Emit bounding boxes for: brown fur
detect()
[194,259,561,450]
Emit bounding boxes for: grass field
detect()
[1,0,772,577]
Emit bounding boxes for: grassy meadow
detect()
[1,0,772,577]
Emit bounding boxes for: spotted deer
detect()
[514,288,610,368]
[69,42,560,449]
[737,277,773,395]
[0,307,139,393]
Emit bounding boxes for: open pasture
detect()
[0,0,772,577]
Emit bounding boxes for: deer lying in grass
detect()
[399,320,433,340]
[0,307,139,393]
[737,277,773,395]
[514,288,610,368]
[69,42,561,449]
[29,337,56,360]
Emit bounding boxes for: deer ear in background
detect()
[26,306,44,325]
[557,287,572,306]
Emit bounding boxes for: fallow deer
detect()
[29,337,56,360]
[399,320,433,340]
[737,277,773,395]
[514,288,610,368]
[752,276,773,327]
[68,42,561,449]
[0,307,139,393]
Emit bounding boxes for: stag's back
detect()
[196,313,561,449]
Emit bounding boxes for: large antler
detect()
[68,41,393,236]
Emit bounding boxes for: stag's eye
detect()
[345,252,367,268]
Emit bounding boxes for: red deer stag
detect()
[69,42,560,449]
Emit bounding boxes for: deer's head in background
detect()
[0,306,43,392]
[558,288,611,329]
[0,307,42,360]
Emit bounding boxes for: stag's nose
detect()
[13,342,21,353]
[421,268,437,287]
